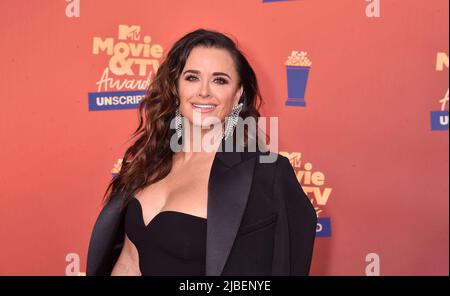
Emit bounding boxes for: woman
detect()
[86,28,317,276]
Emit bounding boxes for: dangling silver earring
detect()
[223,102,244,140]
[175,108,183,139]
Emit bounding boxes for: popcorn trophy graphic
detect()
[111,158,123,177]
[285,51,312,107]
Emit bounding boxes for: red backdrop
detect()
[0,0,448,275]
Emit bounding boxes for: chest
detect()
[134,156,215,222]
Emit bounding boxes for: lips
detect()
[191,103,217,113]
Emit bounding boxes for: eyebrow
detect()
[182,69,232,80]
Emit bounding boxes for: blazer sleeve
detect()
[274,155,317,275]
[86,191,125,276]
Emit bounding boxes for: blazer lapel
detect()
[205,136,257,276]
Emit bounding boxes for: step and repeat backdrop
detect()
[0,0,448,275]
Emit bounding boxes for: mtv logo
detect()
[118,25,141,41]
[280,152,302,168]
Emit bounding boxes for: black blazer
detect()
[86,139,317,276]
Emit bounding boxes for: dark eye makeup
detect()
[184,75,229,85]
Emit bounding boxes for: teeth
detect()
[192,104,216,109]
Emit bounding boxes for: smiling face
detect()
[177,46,243,129]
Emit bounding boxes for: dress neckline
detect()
[130,197,207,229]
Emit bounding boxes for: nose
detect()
[198,80,210,98]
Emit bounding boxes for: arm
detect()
[111,233,141,276]
[274,156,318,275]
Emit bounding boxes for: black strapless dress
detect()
[124,197,207,276]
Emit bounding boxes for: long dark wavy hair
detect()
[102,28,264,208]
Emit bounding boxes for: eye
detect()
[184,75,198,81]
[214,77,229,85]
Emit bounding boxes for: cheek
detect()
[177,81,194,102]
[216,103,230,118]
[216,93,236,116]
